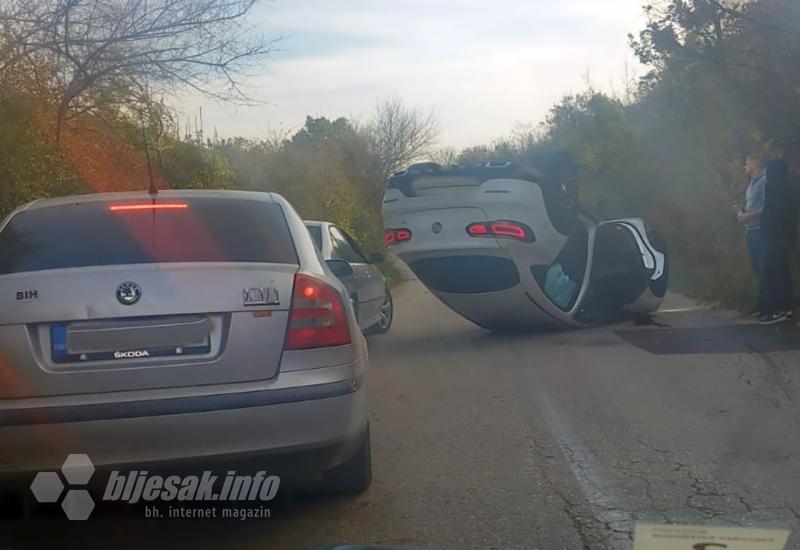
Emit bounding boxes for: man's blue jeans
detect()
[747,228,765,311]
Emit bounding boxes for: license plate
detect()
[50,324,211,364]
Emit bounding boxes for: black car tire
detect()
[366,289,393,335]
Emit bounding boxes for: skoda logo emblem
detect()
[117,282,142,306]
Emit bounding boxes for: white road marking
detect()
[533,382,634,549]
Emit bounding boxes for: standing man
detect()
[738,153,768,318]
[760,159,798,324]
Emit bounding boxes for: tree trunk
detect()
[55,80,82,145]
[55,102,67,145]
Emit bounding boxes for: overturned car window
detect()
[532,222,589,311]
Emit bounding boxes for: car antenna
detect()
[137,102,158,252]
[141,122,157,249]
[138,86,158,196]
[142,124,157,196]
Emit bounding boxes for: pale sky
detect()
[181,0,648,149]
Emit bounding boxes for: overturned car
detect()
[381,158,668,331]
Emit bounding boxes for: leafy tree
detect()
[0,91,87,217]
[215,116,386,254]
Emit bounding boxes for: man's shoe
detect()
[760,311,790,325]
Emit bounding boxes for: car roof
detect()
[20,189,282,211]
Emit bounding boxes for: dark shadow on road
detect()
[616,323,800,355]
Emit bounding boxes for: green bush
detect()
[0,94,88,218]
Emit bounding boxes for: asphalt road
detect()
[6,277,800,549]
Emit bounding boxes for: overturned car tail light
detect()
[467,223,489,236]
[285,274,351,350]
[491,222,527,239]
[466,221,535,243]
[384,228,412,246]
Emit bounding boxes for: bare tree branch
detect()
[364,95,439,181]
[0,0,277,142]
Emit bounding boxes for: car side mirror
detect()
[326,259,354,277]
[368,253,384,264]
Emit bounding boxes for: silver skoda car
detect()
[0,190,371,492]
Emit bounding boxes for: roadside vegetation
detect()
[1,0,798,305]
[454,0,800,308]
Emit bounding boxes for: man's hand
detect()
[738,210,759,223]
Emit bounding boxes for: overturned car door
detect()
[572,220,667,324]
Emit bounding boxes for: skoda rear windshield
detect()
[0,197,298,274]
